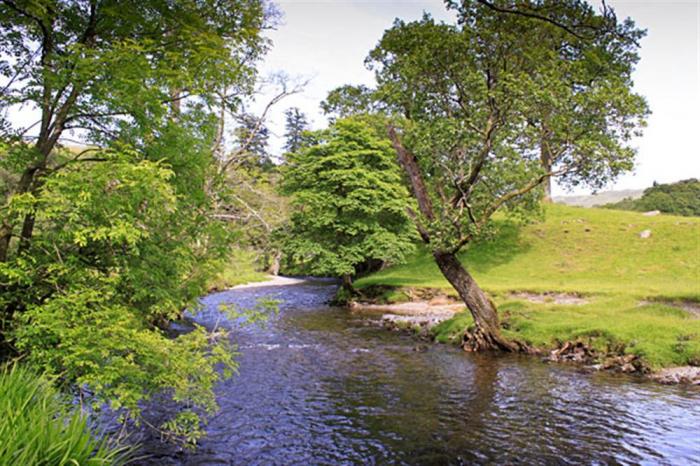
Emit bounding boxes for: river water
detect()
[135,281,700,465]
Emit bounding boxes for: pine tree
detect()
[283,107,310,154]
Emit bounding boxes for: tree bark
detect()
[433,251,518,352]
[267,249,281,276]
[540,134,553,202]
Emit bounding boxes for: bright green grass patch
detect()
[357,204,700,298]
[431,296,700,369]
[358,204,700,368]
[208,249,269,291]
[0,365,131,465]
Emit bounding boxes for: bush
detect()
[0,365,131,466]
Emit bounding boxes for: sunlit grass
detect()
[208,249,269,291]
[358,204,700,368]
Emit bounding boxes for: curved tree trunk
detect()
[433,251,518,352]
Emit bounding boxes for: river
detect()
[134,280,700,465]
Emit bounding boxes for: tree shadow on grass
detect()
[460,221,532,273]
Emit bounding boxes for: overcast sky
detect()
[259,0,700,195]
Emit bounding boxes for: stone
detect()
[639,229,652,239]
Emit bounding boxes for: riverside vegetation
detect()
[0,0,697,463]
[355,203,700,371]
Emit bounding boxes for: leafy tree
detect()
[281,118,415,292]
[321,84,379,120]
[366,1,649,350]
[604,179,700,216]
[0,0,275,444]
[283,107,310,153]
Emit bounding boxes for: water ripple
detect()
[134,282,700,465]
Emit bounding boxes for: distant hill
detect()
[553,189,644,208]
[602,179,700,217]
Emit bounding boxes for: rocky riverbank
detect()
[349,286,700,386]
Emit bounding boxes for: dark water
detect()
[136,281,700,465]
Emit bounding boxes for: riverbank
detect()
[352,204,700,383]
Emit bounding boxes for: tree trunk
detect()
[433,251,518,352]
[0,221,11,263]
[342,273,354,293]
[267,249,281,276]
[540,138,553,202]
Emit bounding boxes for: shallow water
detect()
[135,281,700,465]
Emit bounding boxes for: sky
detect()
[258,0,700,195]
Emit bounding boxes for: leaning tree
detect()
[367,0,649,350]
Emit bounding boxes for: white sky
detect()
[259,0,700,195]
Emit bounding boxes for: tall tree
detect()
[283,107,310,153]
[367,1,648,350]
[0,0,272,260]
[0,0,276,443]
[281,117,415,293]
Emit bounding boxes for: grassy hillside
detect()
[356,204,700,368]
[208,249,269,291]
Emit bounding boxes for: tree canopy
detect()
[0,0,277,445]
[281,117,415,289]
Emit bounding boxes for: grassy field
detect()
[208,249,269,291]
[356,204,700,368]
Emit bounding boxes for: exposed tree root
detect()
[461,327,539,354]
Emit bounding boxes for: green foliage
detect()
[0,364,131,465]
[0,0,276,446]
[0,147,238,443]
[320,85,380,120]
[604,179,700,217]
[366,1,649,253]
[283,107,311,154]
[208,249,269,291]
[234,113,272,167]
[281,118,416,279]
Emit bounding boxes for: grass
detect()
[0,364,131,465]
[357,204,700,369]
[208,249,269,291]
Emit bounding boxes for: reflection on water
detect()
[135,282,700,465]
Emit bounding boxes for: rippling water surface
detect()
[136,281,700,465]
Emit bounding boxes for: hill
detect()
[553,189,644,208]
[355,204,700,368]
[603,178,700,217]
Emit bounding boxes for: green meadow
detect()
[356,204,700,368]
